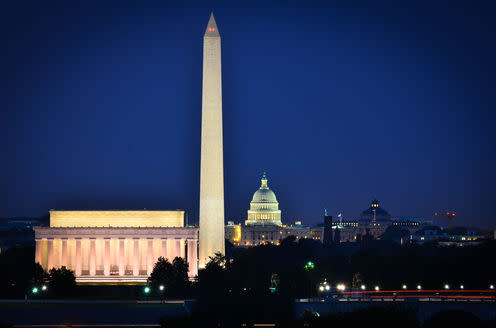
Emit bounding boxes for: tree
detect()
[352,272,363,290]
[47,266,75,296]
[31,262,48,286]
[206,252,227,269]
[148,257,190,297]
[148,257,173,288]
[0,245,36,298]
[380,226,410,242]
[170,257,190,296]
[279,235,297,247]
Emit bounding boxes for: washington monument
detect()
[199,13,225,267]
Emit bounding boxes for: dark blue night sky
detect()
[2,1,495,227]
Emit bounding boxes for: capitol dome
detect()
[252,186,278,204]
[245,172,282,226]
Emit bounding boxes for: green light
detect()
[32,287,38,294]
[144,286,150,294]
[304,261,315,271]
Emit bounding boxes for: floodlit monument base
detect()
[34,211,199,284]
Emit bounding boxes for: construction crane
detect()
[434,211,456,229]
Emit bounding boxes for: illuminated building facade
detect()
[391,217,432,233]
[245,172,282,226]
[233,223,310,246]
[411,226,484,246]
[34,210,198,283]
[225,173,311,246]
[310,227,323,241]
[358,199,392,239]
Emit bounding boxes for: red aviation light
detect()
[208,28,215,32]
[434,212,438,216]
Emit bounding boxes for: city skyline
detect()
[1,1,495,227]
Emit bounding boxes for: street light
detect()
[444,284,450,290]
[304,261,315,271]
[417,285,422,290]
[460,285,464,289]
[490,285,494,290]
[319,285,325,292]
[374,286,380,291]
[42,285,47,291]
[32,287,38,294]
[325,285,330,291]
[144,286,150,294]
[360,285,366,290]
[402,284,407,290]
[159,285,164,291]
[336,284,346,291]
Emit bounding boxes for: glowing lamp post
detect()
[304,261,315,271]
[304,261,315,297]
[32,287,38,294]
[159,285,165,301]
[143,286,151,299]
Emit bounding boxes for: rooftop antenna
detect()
[324,208,328,216]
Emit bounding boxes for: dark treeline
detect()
[1,238,495,326]
[220,237,496,294]
[180,237,496,326]
[1,238,495,298]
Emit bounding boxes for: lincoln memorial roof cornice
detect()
[34,226,199,239]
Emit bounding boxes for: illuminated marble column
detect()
[104,238,110,276]
[61,238,68,269]
[41,239,48,269]
[152,239,160,264]
[75,238,82,276]
[95,238,103,274]
[166,239,175,262]
[180,238,186,259]
[147,239,153,275]
[67,238,75,270]
[118,238,125,276]
[35,239,42,265]
[133,238,139,276]
[161,239,167,260]
[54,239,62,268]
[89,238,96,276]
[187,239,198,277]
[175,239,181,260]
[47,238,54,270]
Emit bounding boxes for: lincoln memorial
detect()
[34,210,199,284]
